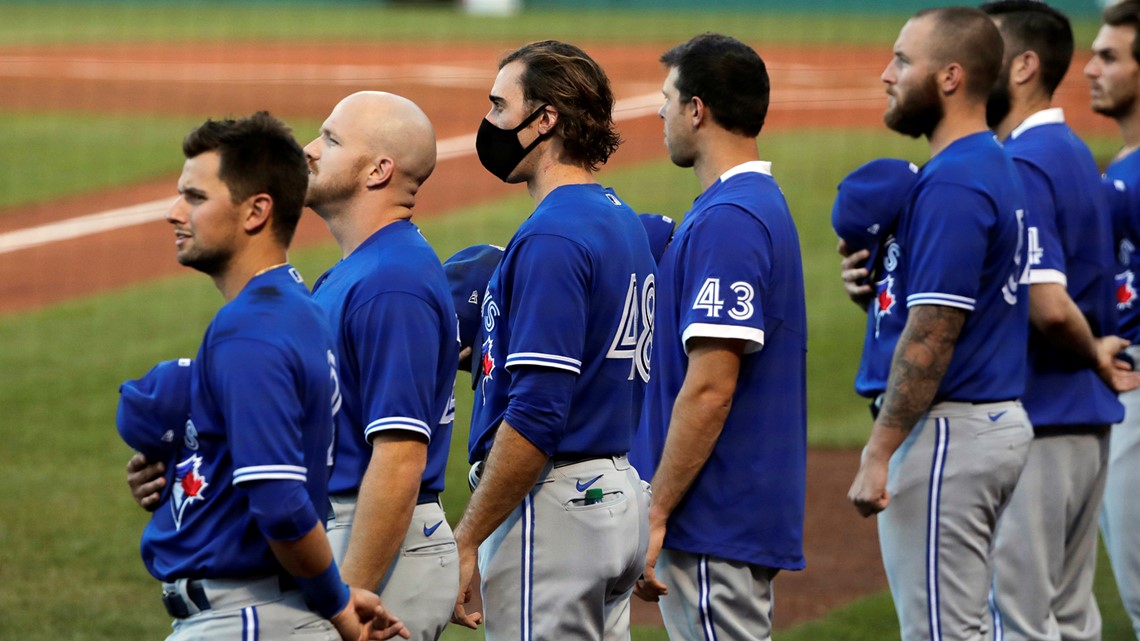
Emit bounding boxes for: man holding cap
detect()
[834,158,920,417]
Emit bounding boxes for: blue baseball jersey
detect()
[634,162,807,570]
[854,230,908,398]
[894,132,1029,402]
[469,184,656,462]
[1107,150,1140,342]
[141,266,337,581]
[312,220,459,497]
[1006,111,1121,427]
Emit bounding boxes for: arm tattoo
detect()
[878,304,967,433]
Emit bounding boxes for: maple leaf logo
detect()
[1117,271,1136,310]
[171,454,208,530]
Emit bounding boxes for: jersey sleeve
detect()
[346,291,444,443]
[1016,162,1066,286]
[211,338,309,487]
[500,234,590,374]
[677,205,771,354]
[904,182,993,311]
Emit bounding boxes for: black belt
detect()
[1034,423,1110,438]
[162,581,211,619]
[161,576,298,619]
[870,396,1017,420]
[416,491,439,505]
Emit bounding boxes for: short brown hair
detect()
[915,6,1004,101]
[182,112,308,247]
[1105,0,1140,64]
[980,0,1073,96]
[661,33,769,138]
[501,40,621,170]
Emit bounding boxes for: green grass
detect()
[0,4,908,47]
[0,2,1104,48]
[0,113,324,211]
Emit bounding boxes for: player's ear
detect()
[537,104,558,136]
[365,156,394,189]
[689,95,706,128]
[938,62,964,95]
[1011,50,1039,87]
[243,193,272,234]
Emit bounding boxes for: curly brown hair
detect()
[501,40,621,170]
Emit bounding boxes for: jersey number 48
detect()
[607,273,655,382]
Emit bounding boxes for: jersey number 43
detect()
[607,273,655,382]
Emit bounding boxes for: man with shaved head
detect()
[846,7,1032,641]
[305,91,459,641]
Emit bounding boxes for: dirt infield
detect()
[0,39,1117,628]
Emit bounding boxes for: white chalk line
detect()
[0,93,659,256]
[0,86,884,256]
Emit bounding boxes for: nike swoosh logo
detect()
[423,520,443,537]
[988,410,1008,422]
[576,474,603,492]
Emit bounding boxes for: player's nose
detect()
[303,138,320,161]
[166,196,188,225]
[1083,58,1099,79]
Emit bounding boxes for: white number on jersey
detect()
[1002,209,1028,305]
[1026,226,1043,266]
[607,273,655,382]
[728,282,755,320]
[327,349,342,467]
[693,278,725,318]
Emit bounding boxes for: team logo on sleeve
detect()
[479,338,496,402]
[171,454,209,530]
[1118,270,1137,310]
[874,274,896,338]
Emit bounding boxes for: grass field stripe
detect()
[0,198,175,255]
[0,92,668,256]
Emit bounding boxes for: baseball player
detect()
[631,34,807,641]
[979,4,1137,641]
[834,158,920,420]
[449,40,656,641]
[846,9,1034,641]
[1086,2,1140,636]
[131,112,405,641]
[304,92,460,641]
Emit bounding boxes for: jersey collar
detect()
[719,160,773,183]
[1009,108,1065,140]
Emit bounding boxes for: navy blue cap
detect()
[117,358,192,504]
[443,245,504,386]
[831,158,919,254]
[639,213,676,264]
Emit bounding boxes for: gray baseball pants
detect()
[477,454,649,641]
[879,400,1032,641]
[990,428,1110,641]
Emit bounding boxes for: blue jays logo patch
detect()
[171,454,208,530]
[874,274,896,338]
[479,338,495,402]
[1118,270,1137,311]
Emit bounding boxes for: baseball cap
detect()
[639,213,676,264]
[443,244,504,386]
[116,358,192,503]
[831,158,919,254]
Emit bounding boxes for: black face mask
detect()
[475,104,550,182]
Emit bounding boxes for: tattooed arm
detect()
[847,304,966,517]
